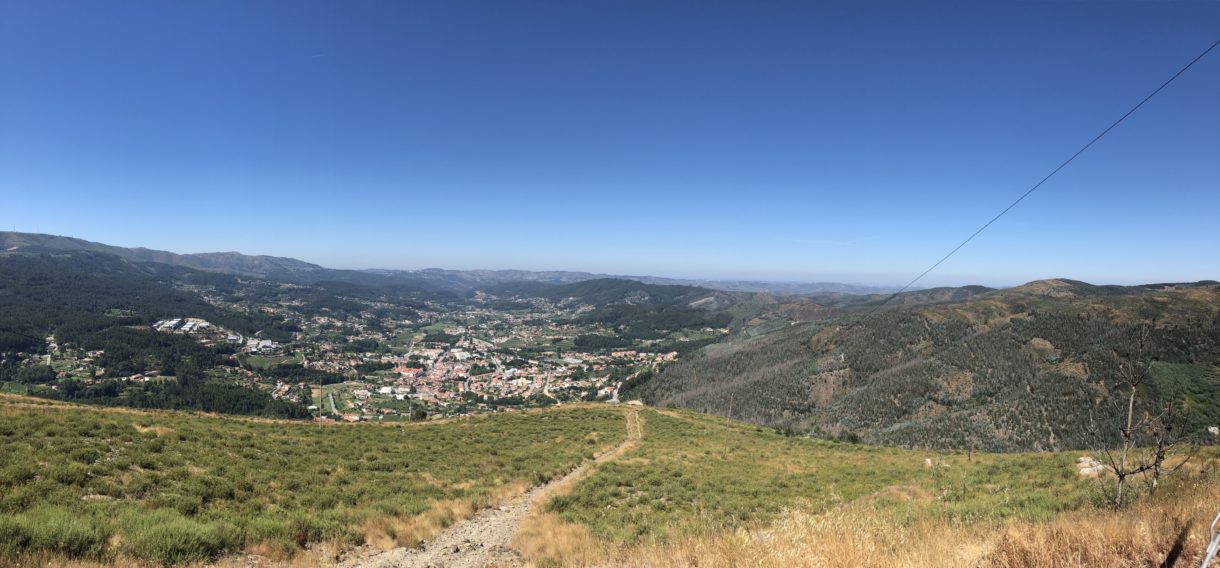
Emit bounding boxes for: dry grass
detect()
[605,504,991,568]
[364,480,534,551]
[988,471,1219,567]
[130,422,174,437]
[362,499,474,551]
[213,541,346,568]
[585,465,1220,568]
[0,396,625,566]
[522,408,1220,568]
[515,458,603,566]
[515,512,601,567]
[514,409,643,567]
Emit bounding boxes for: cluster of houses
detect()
[152,318,212,334]
[245,338,282,354]
[314,340,681,419]
[152,316,282,354]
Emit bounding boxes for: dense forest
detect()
[484,278,729,307]
[0,252,305,352]
[636,282,1220,451]
[0,252,311,418]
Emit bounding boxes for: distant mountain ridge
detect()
[0,232,324,279]
[0,231,899,295]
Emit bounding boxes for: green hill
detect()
[634,283,1220,451]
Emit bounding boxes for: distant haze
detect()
[2,2,1216,286]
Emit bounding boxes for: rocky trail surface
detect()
[338,408,641,568]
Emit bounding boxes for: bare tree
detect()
[1136,402,1197,496]
[1096,359,1154,509]
[1091,326,1194,509]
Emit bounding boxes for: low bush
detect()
[0,396,625,565]
[0,506,109,559]
[118,509,239,565]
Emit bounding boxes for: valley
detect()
[4,4,1217,565]
[1,234,1218,566]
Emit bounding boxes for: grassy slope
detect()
[551,409,1094,543]
[535,408,1220,567]
[0,395,624,565]
[2,397,1216,567]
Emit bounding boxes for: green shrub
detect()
[0,506,109,559]
[69,447,102,465]
[119,509,238,565]
[48,462,90,486]
[0,400,626,563]
[0,517,30,557]
[0,462,37,485]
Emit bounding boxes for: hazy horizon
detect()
[6,228,1215,290]
[3,1,1217,288]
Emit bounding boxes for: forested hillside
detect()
[0,249,743,421]
[483,278,729,306]
[0,252,311,417]
[0,231,325,279]
[636,281,1220,451]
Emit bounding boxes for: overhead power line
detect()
[852,38,1220,324]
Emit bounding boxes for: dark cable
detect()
[851,39,1220,325]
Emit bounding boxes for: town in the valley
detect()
[31,281,719,422]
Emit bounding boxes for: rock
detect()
[1078,465,1105,478]
[1075,456,1105,477]
[1208,426,1219,437]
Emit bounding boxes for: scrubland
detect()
[515,408,1220,567]
[0,395,623,566]
[2,397,1215,567]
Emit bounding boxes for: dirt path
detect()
[340,408,641,568]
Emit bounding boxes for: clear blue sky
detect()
[2,1,1217,286]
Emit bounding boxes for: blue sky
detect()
[1,1,1217,286]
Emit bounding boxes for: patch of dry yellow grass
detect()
[514,468,604,567]
[988,473,1218,567]
[515,511,601,567]
[552,468,1219,568]
[363,499,474,550]
[608,504,989,568]
[515,409,643,567]
[362,479,533,551]
[130,422,175,436]
[211,541,346,568]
